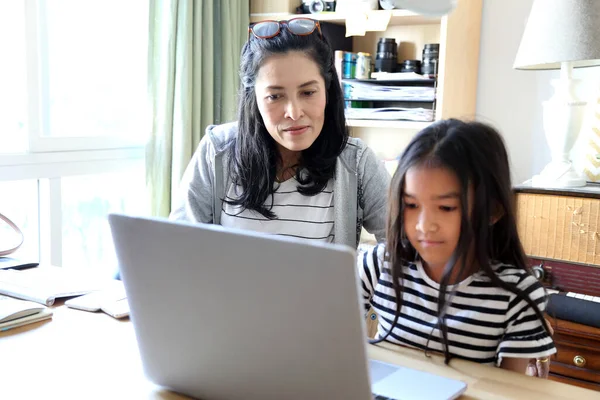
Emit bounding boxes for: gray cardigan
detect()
[170,122,391,248]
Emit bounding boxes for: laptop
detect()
[109,214,467,400]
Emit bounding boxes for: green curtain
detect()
[146,0,249,217]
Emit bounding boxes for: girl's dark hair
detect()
[372,119,550,364]
[226,25,348,218]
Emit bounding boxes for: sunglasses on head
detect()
[248,18,323,40]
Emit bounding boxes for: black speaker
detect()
[546,293,600,328]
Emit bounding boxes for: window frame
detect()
[1,1,149,268]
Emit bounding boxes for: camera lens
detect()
[377,38,396,56]
[422,43,440,76]
[375,38,397,73]
[421,58,438,75]
[399,59,421,74]
[309,0,325,13]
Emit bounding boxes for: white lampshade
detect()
[514,0,600,70]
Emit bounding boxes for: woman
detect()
[170,18,390,247]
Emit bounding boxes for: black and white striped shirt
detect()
[359,244,556,366]
[221,178,335,242]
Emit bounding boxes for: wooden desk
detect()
[0,305,596,400]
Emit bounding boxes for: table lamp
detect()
[514,0,600,188]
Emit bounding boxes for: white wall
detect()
[476,0,600,184]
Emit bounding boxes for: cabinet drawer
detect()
[549,373,600,391]
[552,343,600,383]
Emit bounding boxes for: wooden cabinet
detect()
[516,185,600,391]
[549,318,600,391]
[249,0,482,159]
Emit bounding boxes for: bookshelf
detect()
[346,119,432,129]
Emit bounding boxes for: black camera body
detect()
[300,0,336,14]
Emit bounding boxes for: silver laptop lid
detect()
[109,214,373,400]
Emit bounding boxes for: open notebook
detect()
[0,266,112,306]
[0,295,53,331]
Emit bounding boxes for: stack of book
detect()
[0,295,52,331]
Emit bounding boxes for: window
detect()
[28,0,149,152]
[0,2,27,153]
[38,1,148,142]
[62,165,148,271]
[0,2,150,273]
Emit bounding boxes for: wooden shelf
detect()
[249,10,442,26]
[342,78,436,84]
[346,119,432,129]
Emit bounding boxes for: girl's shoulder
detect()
[358,244,414,276]
[473,263,541,290]
[358,243,387,265]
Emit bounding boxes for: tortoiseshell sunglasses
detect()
[248,18,323,40]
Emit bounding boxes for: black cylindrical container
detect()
[422,43,440,76]
[399,59,421,74]
[421,58,438,75]
[375,38,397,73]
[422,43,440,58]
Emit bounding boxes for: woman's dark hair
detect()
[372,119,551,364]
[225,24,348,218]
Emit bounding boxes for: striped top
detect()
[221,178,335,242]
[359,244,556,366]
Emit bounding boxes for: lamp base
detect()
[531,160,586,188]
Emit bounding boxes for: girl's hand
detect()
[526,357,550,378]
[525,317,554,378]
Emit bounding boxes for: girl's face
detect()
[402,165,472,279]
[254,51,327,165]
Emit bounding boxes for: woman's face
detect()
[255,51,326,164]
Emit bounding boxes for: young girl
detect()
[360,119,556,377]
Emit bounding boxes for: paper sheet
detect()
[345,13,367,36]
[345,10,392,37]
[365,10,391,32]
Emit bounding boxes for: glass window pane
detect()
[0,3,28,153]
[42,0,148,140]
[61,163,149,275]
[0,180,40,261]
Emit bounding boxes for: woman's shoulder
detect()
[341,136,367,158]
[339,136,379,172]
[204,122,238,153]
